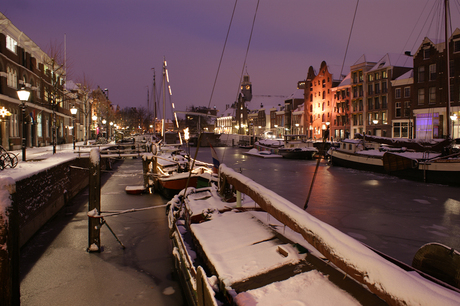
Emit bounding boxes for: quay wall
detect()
[16,157,112,247]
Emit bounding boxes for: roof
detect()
[249,95,286,111]
[368,53,413,72]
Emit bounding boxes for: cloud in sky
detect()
[3,0,459,118]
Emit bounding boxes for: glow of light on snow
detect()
[444,198,460,215]
[234,271,360,306]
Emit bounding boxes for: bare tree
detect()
[76,74,93,144]
[43,40,66,154]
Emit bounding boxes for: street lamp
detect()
[17,86,31,161]
[70,105,78,149]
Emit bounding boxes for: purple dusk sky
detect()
[2,0,459,118]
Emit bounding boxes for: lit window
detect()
[6,35,17,53]
[7,66,17,89]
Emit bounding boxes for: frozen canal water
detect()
[193,146,460,266]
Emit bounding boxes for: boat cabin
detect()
[338,139,380,154]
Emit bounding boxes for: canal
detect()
[192,146,460,266]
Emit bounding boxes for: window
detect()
[395,88,401,99]
[396,102,402,117]
[7,66,17,88]
[404,101,411,116]
[418,66,425,82]
[455,39,460,52]
[394,122,401,137]
[6,35,17,53]
[393,122,409,138]
[374,97,380,109]
[375,83,380,94]
[368,74,374,82]
[429,64,436,81]
[418,88,425,105]
[37,114,43,137]
[423,47,431,59]
[368,84,373,95]
[359,99,363,111]
[429,87,436,104]
[382,111,387,124]
[46,117,49,137]
[322,79,326,88]
[404,87,410,98]
[359,71,363,82]
[381,96,387,109]
[382,70,388,79]
[368,98,373,110]
[10,109,18,137]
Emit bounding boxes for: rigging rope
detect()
[207,0,238,109]
[340,0,359,80]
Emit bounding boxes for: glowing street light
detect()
[17,86,31,161]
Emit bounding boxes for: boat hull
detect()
[330,149,460,186]
[279,148,316,160]
[156,174,211,199]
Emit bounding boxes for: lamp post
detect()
[70,105,78,149]
[17,86,31,161]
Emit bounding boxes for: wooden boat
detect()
[146,144,216,199]
[328,137,460,186]
[167,164,460,305]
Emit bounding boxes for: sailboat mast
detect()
[152,68,157,134]
[445,0,452,138]
[163,59,167,143]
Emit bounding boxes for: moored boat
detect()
[167,164,460,305]
[146,144,216,199]
[254,135,317,160]
[328,136,460,186]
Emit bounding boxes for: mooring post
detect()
[0,179,18,306]
[88,148,101,252]
[142,155,150,189]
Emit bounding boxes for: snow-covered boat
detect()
[328,137,460,186]
[147,144,216,199]
[254,135,317,160]
[167,164,460,305]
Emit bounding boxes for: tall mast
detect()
[445,0,451,138]
[163,58,167,143]
[152,68,157,134]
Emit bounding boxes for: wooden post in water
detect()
[0,180,18,306]
[88,148,101,252]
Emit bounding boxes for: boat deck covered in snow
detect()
[167,164,460,305]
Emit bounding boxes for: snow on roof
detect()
[249,95,286,111]
[396,69,413,80]
[352,54,383,66]
[368,53,413,72]
[336,72,352,88]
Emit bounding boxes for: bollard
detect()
[88,149,101,252]
[0,179,18,306]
